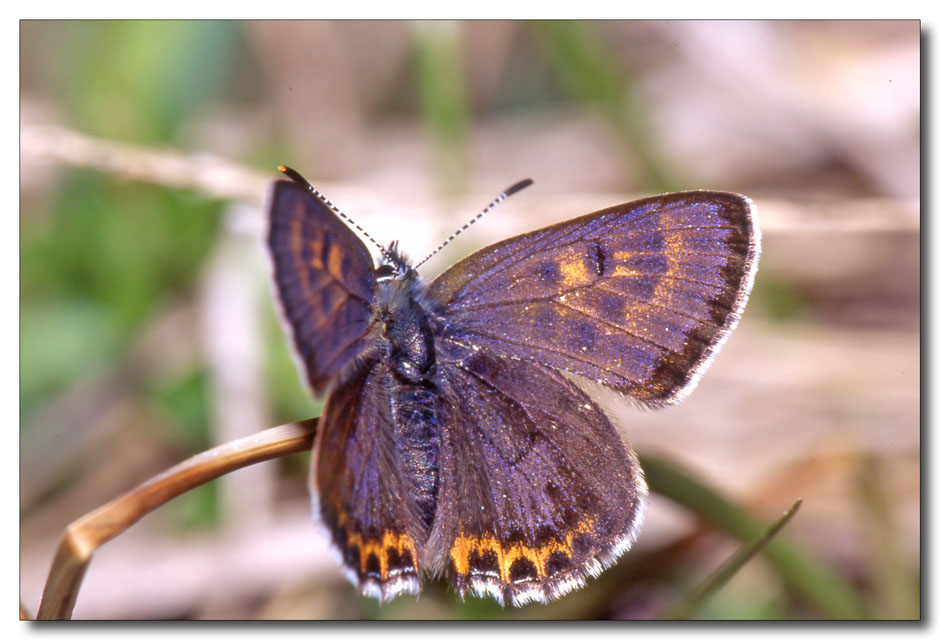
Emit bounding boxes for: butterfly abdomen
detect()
[393,383,440,529]
[381,274,442,531]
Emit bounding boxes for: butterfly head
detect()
[376,241,419,283]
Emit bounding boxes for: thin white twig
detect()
[21,124,269,203]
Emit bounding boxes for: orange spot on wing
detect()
[327,242,346,280]
[450,518,595,584]
[559,258,593,288]
[336,513,418,580]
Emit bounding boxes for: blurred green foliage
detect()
[665,499,802,620]
[642,453,869,619]
[51,20,242,144]
[170,477,221,532]
[414,21,471,195]
[750,274,812,322]
[531,21,680,193]
[263,305,321,425]
[858,456,920,619]
[21,20,247,432]
[20,172,223,424]
[148,368,212,451]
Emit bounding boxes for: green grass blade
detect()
[640,453,868,619]
[530,21,680,192]
[665,499,802,619]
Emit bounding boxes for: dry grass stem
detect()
[35,419,318,620]
[21,124,270,203]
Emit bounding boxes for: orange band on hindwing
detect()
[449,518,596,585]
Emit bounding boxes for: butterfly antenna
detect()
[278,165,388,258]
[414,178,534,270]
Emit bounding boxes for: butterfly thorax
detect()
[376,257,441,530]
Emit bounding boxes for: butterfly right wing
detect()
[427,348,647,606]
[314,361,428,601]
[267,179,377,393]
[428,191,759,406]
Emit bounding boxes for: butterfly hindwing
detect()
[428,348,647,606]
[428,191,760,405]
[267,179,377,393]
[314,362,428,601]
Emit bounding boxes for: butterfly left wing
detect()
[428,191,759,406]
[267,178,377,394]
[426,348,647,606]
[313,361,429,601]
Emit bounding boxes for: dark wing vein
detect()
[554,300,673,352]
[458,362,592,506]
[450,329,618,375]
[450,216,599,299]
[453,270,724,314]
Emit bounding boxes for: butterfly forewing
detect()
[428,191,760,405]
[428,348,647,606]
[267,179,377,393]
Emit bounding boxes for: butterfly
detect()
[266,166,760,607]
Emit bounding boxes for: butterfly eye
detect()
[375,264,396,280]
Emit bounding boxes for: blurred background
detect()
[19,20,919,620]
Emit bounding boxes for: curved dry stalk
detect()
[36,418,318,621]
